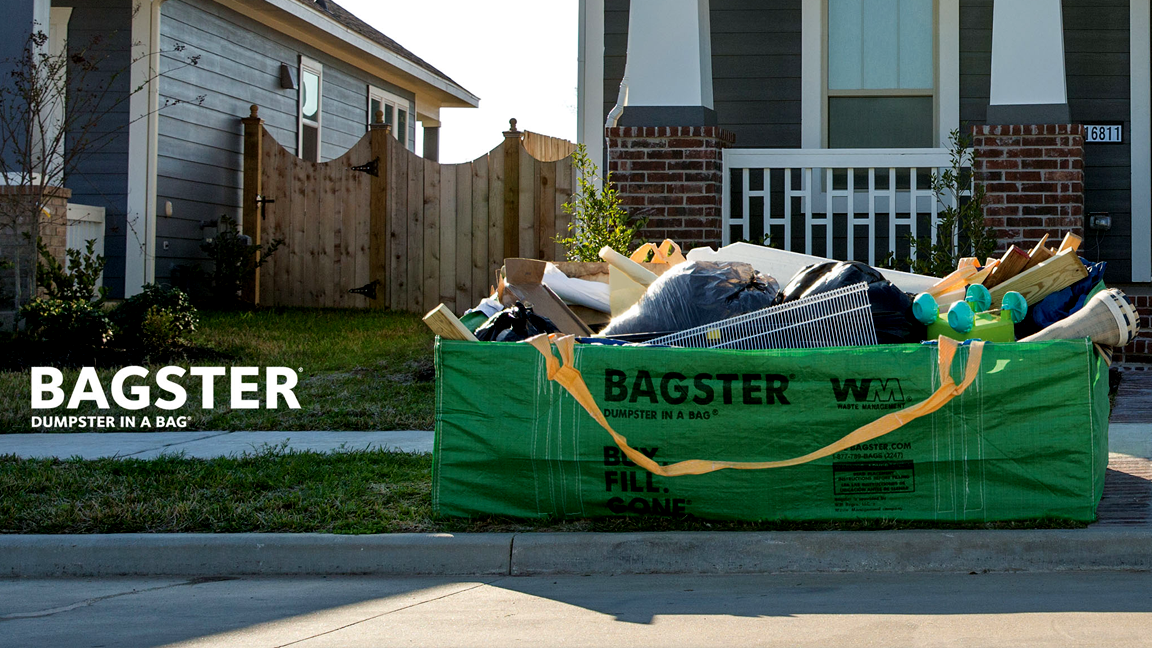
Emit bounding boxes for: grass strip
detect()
[0,449,1086,534]
[1,308,437,433]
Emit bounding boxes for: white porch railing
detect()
[66,203,105,289]
[722,148,963,266]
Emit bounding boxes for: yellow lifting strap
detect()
[525,334,985,477]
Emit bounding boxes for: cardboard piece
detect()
[502,258,594,336]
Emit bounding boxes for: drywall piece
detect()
[687,242,939,293]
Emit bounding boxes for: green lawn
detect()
[0,448,1086,534]
[0,308,437,432]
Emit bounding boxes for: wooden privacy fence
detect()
[242,110,576,315]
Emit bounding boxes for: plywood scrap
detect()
[989,248,1089,307]
[928,265,979,298]
[423,304,479,341]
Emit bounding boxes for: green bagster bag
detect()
[432,335,1109,522]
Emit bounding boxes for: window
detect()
[369,85,414,151]
[826,0,935,148]
[298,56,322,162]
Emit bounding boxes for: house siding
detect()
[603,0,1135,283]
[154,0,415,284]
[59,0,133,299]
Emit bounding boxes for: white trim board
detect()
[125,0,162,296]
[1132,0,1151,282]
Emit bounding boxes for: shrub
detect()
[36,238,109,304]
[19,297,114,358]
[903,128,998,276]
[555,144,646,262]
[111,283,199,352]
[200,214,283,307]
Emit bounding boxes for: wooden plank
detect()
[990,248,1090,307]
[354,154,371,307]
[389,137,409,310]
[503,133,520,259]
[423,159,441,315]
[316,161,335,307]
[456,162,474,311]
[259,133,282,305]
[487,143,505,290]
[407,149,425,314]
[369,127,390,309]
[439,162,457,313]
[422,304,478,341]
[471,154,490,307]
[553,155,574,261]
[984,245,1030,289]
[1059,232,1083,253]
[1023,239,1054,272]
[289,156,307,307]
[240,110,262,304]
[537,160,557,260]
[519,146,535,261]
[305,158,324,306]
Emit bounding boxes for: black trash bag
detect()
[474,301,560,342]
[601,261,780,337]
[779,260,923,344]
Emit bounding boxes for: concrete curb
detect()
[0,533,513,577]
[510,528,1152,575]
[2,527,1150,577]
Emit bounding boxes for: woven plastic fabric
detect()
[432,339,1109,522]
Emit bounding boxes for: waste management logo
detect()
[831,377,906,410]
[29,366,300,429]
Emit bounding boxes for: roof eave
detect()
[215,0,479,109]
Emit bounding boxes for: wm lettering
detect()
[831,378,905,403]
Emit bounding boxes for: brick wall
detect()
[972,124,1084,254]
[605,126,735,250]
[0,186,70,307]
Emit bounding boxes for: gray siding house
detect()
[578,0,1150,287]
[6,0,477,298]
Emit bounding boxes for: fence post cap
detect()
[504,118,519,137]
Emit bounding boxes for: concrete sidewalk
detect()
[0,430,435,459]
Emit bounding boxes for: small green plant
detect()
[200,214,283,307]
[904,128,998,276]
[111,283,199,353]
[18,297,114,359]
[36,238,109,304]
[555,144,646,262]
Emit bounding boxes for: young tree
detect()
[0,18,202,310]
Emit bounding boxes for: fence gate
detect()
[242,109,576,314]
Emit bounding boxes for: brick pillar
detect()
[0,186,70,306]
[972,124,1084,254]
[605,126,735,251]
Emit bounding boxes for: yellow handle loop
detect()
[525,334,984,477]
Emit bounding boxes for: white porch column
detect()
[125,0,162,295]
[987,0,1070,124]
[577,0,604,182]
[615,0,715,127]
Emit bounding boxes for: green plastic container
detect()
[432,338,1109,522]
